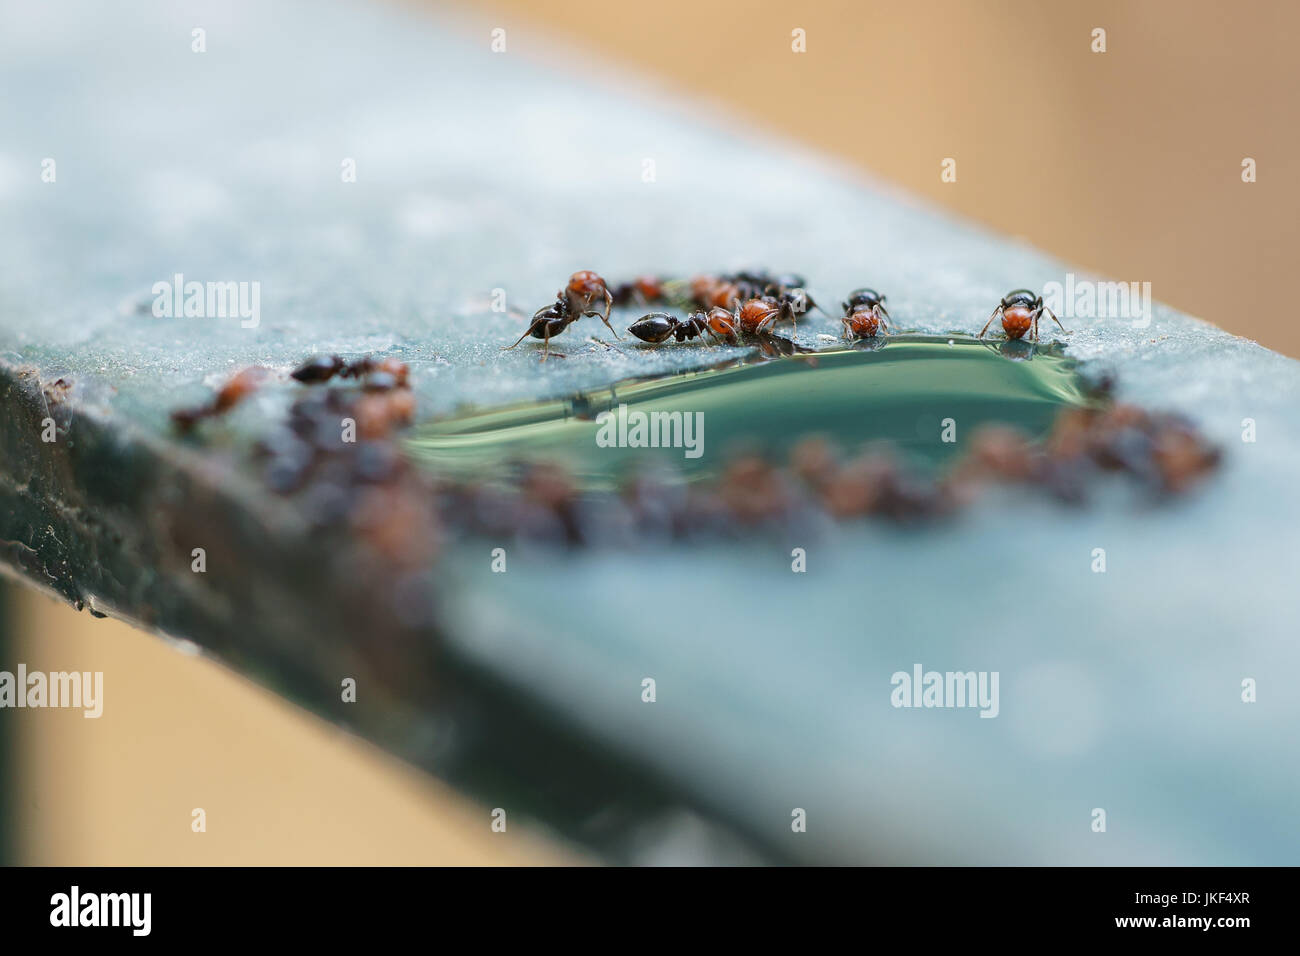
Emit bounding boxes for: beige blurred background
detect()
[471,0,1300,357]
[10,588,567,864]
[7,0,1298,865]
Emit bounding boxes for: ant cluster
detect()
[501,270,831,359]
[170,354,413,432]
[435,400,1220,550]
[169,352,433,569]
[271,354,433,568]
[169,356,1219,556]
[626,278,898,347]
[629,270,824,345]
[503,271,1069,359]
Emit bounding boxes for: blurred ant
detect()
[291,355,409,386]
[979,289,1067,342]
[690,274,743,310]
[627,307,739,345]
[731,270,800,299]
[171,366,269,431]
[741,272,824,321]
[688,270,822,320]
[290,354,346,382]
[611,275,666,308]
[840,287,891,338]
[763,289,821,328]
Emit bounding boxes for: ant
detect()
[840,288,891,338]
[502,297,579,361]
[979,289,1067,342]
[627,308,739,345]
[171,366,269,431]
[645,297,779,339]
[291,354,409,386]
[686,270,821,318]
[734,297,782,335]
[563,270,619,338]
[503,270,620,360]
[611,275,666,308]
[690,274,743,311]
[766,289,821,328]
[741,271,824,323]
[729,270,795,298]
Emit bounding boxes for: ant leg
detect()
[978,306,1003,339]
[1043,305,1068,334]
[841,317,852,340]
[874,304,890,333]
[602,289,621,338]
[502,325,537,351]
[540,326,552,362]
[585,309,622,340]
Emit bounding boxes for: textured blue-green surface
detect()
[1,0,1297,863]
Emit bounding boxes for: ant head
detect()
[844,288,884,312]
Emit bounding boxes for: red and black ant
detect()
[840,287,891,338]
[503,270,620,360]
[611,275,667,308]
[563,270,618,337]
[627,307,739,345]
[734,297,782,335]
[979,289,1068,342]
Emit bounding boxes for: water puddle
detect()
[406,336,1092,487]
